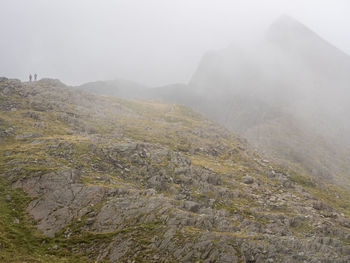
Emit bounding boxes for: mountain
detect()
[76,78,149,98]
[2,77,350,262]
[145,15,350,186]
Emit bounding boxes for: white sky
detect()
[1,0,350,86]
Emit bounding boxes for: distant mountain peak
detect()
[273,14,304,27]
[265,14,350,62]
[266,14,317,42]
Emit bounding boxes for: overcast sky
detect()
[1,0,350,86]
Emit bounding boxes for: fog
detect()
[1,0,350,86]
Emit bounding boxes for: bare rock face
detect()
[13,169,110,236]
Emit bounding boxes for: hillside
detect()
[1,77,350,262]
[140,15,350,187]
[76,79,148,98]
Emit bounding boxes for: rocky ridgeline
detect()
[1,77,350,262]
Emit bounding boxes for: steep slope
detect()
[146,15,350,186]
[1,77,350,262]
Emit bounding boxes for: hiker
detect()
[29,74,32,82]
[34,73,37,81]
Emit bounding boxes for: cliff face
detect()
[1,77,350,262]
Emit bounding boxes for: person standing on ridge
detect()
[29,74,32,82]
[34,74,37,81]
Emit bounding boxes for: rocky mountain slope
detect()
[134,15,350,187]
[1,77,350,262]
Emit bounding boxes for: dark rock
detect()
[242,175,254,184]
[183,201,200,213]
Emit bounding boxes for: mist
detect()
[1,0,350,86]
[3,1,350,260]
